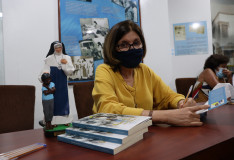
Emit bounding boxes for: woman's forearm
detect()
[142,105,209,126]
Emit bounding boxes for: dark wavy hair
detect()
[204,54,229,72]
[103,20,146,71]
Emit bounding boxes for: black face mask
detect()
[115,48,143,68]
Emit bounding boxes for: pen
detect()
[0,143,46,160]
[183,85,193,105]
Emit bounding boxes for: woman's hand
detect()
[151,105,210,126]
[223,68,232,78]
[177,98,196,108]
[223,68,233,84]
[61,59,67,64]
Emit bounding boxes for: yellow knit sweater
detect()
[92,63,185,115]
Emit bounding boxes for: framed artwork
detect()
[58,0,141,83]
[173,21,208,56]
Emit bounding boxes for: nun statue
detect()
[39,41,75,126]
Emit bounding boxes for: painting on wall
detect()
[58,0,141,83]
[173,21,208,56]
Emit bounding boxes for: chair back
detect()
[73,81,94,119]
[0,85,35,134]
[175,78,196,96]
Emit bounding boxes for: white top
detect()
[193,81,211,96]
[39,53,75,81]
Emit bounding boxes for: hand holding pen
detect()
[178,85,196,108]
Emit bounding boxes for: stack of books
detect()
[57,113,152,155]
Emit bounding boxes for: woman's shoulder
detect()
[96,64,114,74]
[200,68,216,78]
[138,63,155,74]
[203,68,214,74]
[95,64,117,81]
[97,63,111,70]
[137,63,160,80]
[138,63,149,69]
[198,68,215,80]
[199,68,219,86]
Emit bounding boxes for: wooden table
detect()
[1,104,234,160]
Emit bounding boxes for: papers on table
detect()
[213,83,234,100]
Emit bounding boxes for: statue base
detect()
[39,120,72,137]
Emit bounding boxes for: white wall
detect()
[141,0,173,86]
[168,0,213,91]
[141,0,212,91]
[0,0,4,85]
[2,0,213,129]
[2,0,77,129]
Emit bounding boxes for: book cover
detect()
[57,133,143,155]
[72,113,152,135]
[196,86,228,114]
[66,127,148,144]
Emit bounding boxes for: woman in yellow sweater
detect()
[92,20,209,126]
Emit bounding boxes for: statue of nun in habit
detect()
[39,41,75,125]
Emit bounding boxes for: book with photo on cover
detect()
[57,132,144,155]
[66,127,148,144]
[72,113,152,135]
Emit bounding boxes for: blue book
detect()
[66,127,148,144]
[72,113,152,135]
[208,86,227,110]
[57,133,143,155]
[196,86,228,114]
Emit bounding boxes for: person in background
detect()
[192,54,233,102]
[39,41,75,126]
[92,20,209,127]
[41,73,55,130]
